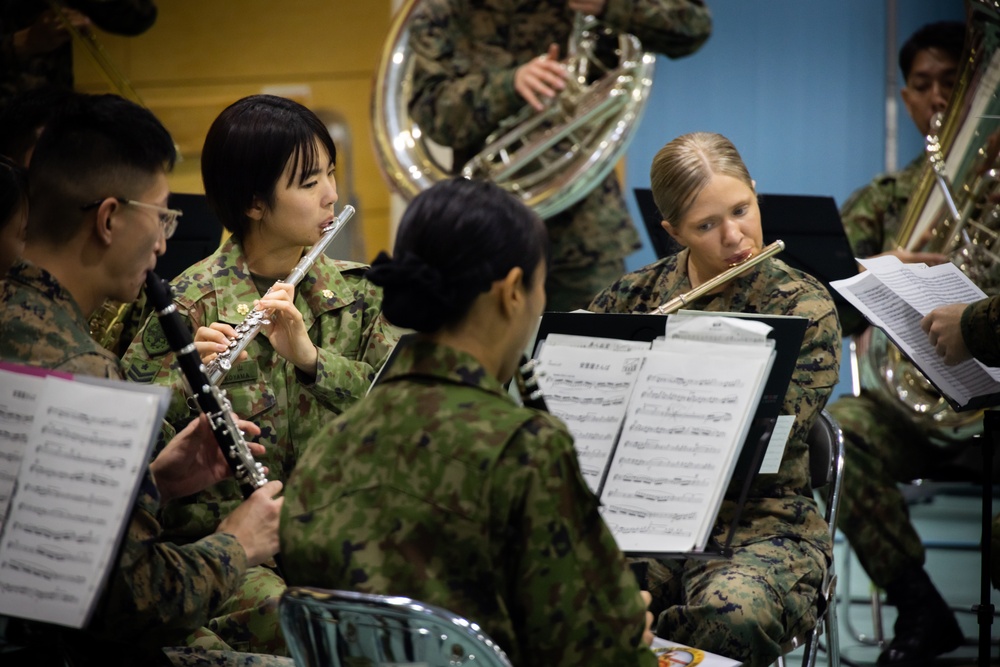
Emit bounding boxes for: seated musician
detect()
[121,94,401,653]
[589,132,841,667]
[280,177,657,667]
[0,93,286,666]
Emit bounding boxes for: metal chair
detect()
[279,587,513,667]
[776,409,845,667]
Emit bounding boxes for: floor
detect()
[785,485,1000,667]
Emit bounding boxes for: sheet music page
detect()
[831,269,1000,407]
[535,338,649,493]
[0,374,164,628]
[601,339,775,554]
[0,369,47,526]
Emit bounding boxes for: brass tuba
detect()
[370,0,656,218]
[859,0,1000,442]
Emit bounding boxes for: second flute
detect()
[204,204,355,385]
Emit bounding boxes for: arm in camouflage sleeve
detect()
[300,281,402,414]
[600,0,711,58]
[408,0,538,153]
[495,418,656,667]
[90,473,248,647]
[783,287,842,470]
[839,177,891,262]
[961,295,1000,367]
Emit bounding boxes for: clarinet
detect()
[204,204,355,386]
[515,356,549,412]
[145,271,268,498]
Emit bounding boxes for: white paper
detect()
[666,312,773,344]
[831,261,1000,408]
[0,370,46,525]
[757,415,795,474]
[0,373,164,628]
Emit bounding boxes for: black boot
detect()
[877,566,964,666]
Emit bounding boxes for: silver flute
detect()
[204,204,355,386]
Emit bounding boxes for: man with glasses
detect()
[0,93,289,666]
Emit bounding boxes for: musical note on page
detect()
[0,367,168,629]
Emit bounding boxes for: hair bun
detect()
[367,251,482,331]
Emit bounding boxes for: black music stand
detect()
[533,311,805,559]
[156,193,224,282]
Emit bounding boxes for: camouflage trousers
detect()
[545,257,626,313]
[164,648,294,667]
[183,565,287,656]
[825,390,975,587]
[633,537,826,667]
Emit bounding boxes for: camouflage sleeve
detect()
[588,271,650,314]
[961,295,1000,367]
[121,310,199,433]
[601,0,711,58]
[785,289,842,470]
[839,178,891,261]
[304,282,401,413]
[408,0,525,152]
[495,416,656,667]
[91,472,248,647]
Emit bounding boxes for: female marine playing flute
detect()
[590,132,841,667]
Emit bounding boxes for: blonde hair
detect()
[649,132,753,229]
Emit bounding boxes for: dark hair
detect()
[899,21,965,80]
[0,87,79,166]
[26,94,176,244]
[366,178,549,332]
[201,95,337,243]
[0,155,28,230]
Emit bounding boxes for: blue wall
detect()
[624,0,966,272]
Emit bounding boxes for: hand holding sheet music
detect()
[830,256,1000,411]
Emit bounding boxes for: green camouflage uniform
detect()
[0,260,287,666]
[280,339,657,667]
[589,249,841,667]
[826,155,971,588]
[122,236,400,541]
[956,295,1000,591]
[408,0,712,312]
[0,0,157,110]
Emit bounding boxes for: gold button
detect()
[322,289,334,299]
[237,303,250,316]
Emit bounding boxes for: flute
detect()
[204,205,355,386]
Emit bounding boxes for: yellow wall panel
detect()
[73,1,394,263]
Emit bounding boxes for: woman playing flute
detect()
[121,95,399,652]
[590,132,841,667]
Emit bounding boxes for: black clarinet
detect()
[515,356,549,412]
[145,271,267,499]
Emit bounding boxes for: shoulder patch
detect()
[142,317,171,357]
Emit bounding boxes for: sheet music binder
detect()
[532,311,806,559]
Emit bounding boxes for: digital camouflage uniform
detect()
[0,0,156,111]
[122,237,400,540]
[589,249,841,667]
[956,295,1000,591]
[0,260,287,667]
[280,339,657,667]
[408,0,712,311]
[825,155,972,588]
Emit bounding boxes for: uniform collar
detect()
[209,236,357,325]
[382,337,511,400]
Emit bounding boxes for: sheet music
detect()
[0,371,46,524]
[0,371,165,628]
[535,340,648,493]
[601,340,774,553]
[832,262,1000,408]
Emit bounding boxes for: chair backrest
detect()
[279,587,513,667]
[806,409,845,538]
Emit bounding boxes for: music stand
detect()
[533,311,806,559]
[156,193,225,282]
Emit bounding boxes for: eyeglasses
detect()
[81,197,183,240]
